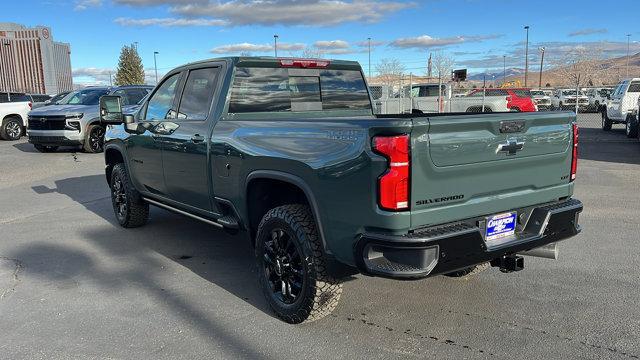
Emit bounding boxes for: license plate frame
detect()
[484,212,517,243]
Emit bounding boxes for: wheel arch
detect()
[2,113,24,125]
[104,144,128,184]
[244,170,328,253]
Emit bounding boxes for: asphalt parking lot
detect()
[1,114,639,359]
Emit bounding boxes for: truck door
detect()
[160,66,222,212]
[128,72,183,196]
[608,82,626,120]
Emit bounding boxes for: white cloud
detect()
[74,0,102,10]
[210,42,305,54]
[390,34,502,49]
[568,28,608,37]
[314,40,350,49]
[115,17,228,27]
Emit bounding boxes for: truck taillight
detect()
[571,123,578,181]
[28,102,32,110]
[280,59,330,68]
[373,134,410,211]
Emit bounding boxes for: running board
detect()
[142,197,225,229]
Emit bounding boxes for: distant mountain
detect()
[468,68,524,81]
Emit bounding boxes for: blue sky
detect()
[4,0,640,85]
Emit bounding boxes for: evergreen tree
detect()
[114,44,145,86]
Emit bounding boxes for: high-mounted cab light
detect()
[279,59,331,68]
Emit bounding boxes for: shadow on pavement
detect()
[579,128,640,165]
[13,142,81,153]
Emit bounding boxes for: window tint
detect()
[145,73,181,120]
[413,85,443,97]
[627,81,640,93]
[177,68,219,120]
[113,88,151,106]
[228,67,370,113]
[513,90,531,97]
[469,89,507,97]
[0,93,31,103]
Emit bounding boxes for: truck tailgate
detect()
[410,111,575,228]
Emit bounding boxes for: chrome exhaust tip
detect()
[520,243,558,260]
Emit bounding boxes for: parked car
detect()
[551,89,589,111]
[602,79,640,137]
[27,85,152,153]
[29,94,52,109]
[43,91,71,107]
[530,89,551,111]
[99,57,582,324]
[583,87,612,112]
[0,92,32,141]
[374,83,509,114]
[468,88,537,112]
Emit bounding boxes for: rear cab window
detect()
[227,65,371,115]
[627,81,640,93]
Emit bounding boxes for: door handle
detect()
[191,134,205,143]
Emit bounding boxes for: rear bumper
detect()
[354,199,583,279]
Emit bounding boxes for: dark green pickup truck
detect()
[99,57,582,324]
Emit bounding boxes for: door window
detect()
[145,73,181,120]
[177,67,220,120]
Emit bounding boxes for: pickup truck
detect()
[602,78,640,138]
[99,57,583,324]
[373,83,509,114]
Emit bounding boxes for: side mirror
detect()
[100,95,124,124]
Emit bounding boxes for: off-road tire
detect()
[110,163,149,228]
[625,114,638,138]
[602,110,612,131]
[83,124,105,153]
[444,262,490,279]
[255,204,342,324]
[0,117,23,141]
[33,144,59,153]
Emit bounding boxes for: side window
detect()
[145,73,181,120]
[124,88,150,105]
[177,67,220,120]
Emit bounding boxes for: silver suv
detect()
[27,85,152,153]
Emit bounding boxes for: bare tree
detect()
[300,47,324,59]
[375,58,405,87]
[555,47,603,88]
[431,52,454,82]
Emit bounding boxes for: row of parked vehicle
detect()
[0,85,152,152]
[601,78,640,140]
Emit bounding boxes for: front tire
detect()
[0,117,23,141]
[625,114,638,138]
[110,163,149,228]
[602,110,612,131]
[83,124,105,153]
[255,204,342,324]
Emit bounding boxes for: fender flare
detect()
[245,170,331,255]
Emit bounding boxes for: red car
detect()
[468,88,537,112]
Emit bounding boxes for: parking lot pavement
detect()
[1,117,639,359]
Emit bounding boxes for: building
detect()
[0,22,72,95]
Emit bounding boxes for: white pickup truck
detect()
[372,83,509,114]
[0,93,32,141]
[602,79,640,138]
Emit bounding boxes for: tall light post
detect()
[153,51,159,84]
[524,25,530,87]
[367,37,371,79]
[503,55,506,85]
[273,35,279,57]
[626,34,631,78]
[538,47,545,89]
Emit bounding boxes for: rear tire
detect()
[255,204,342,324]
[625,114,638,138]
[444,262,490,279]
[602,110,612,131]
[33,144,59,153]
[110,163,149,228]
[83,124,105,153]
[0,117,23,141]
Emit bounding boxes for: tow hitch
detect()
[491,255,524,273]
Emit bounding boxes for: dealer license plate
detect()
[485,212,517,242]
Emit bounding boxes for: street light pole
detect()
[538,47,545,89]
[503,55,506,85]
[524,25,530,87]
[153,51,159,84]
[367,37,371,79]
[273,35,279,57]
[626,34,631,78]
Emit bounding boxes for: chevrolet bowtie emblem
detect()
[497,139,524,156]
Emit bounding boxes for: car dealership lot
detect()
[0,115,639,359]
